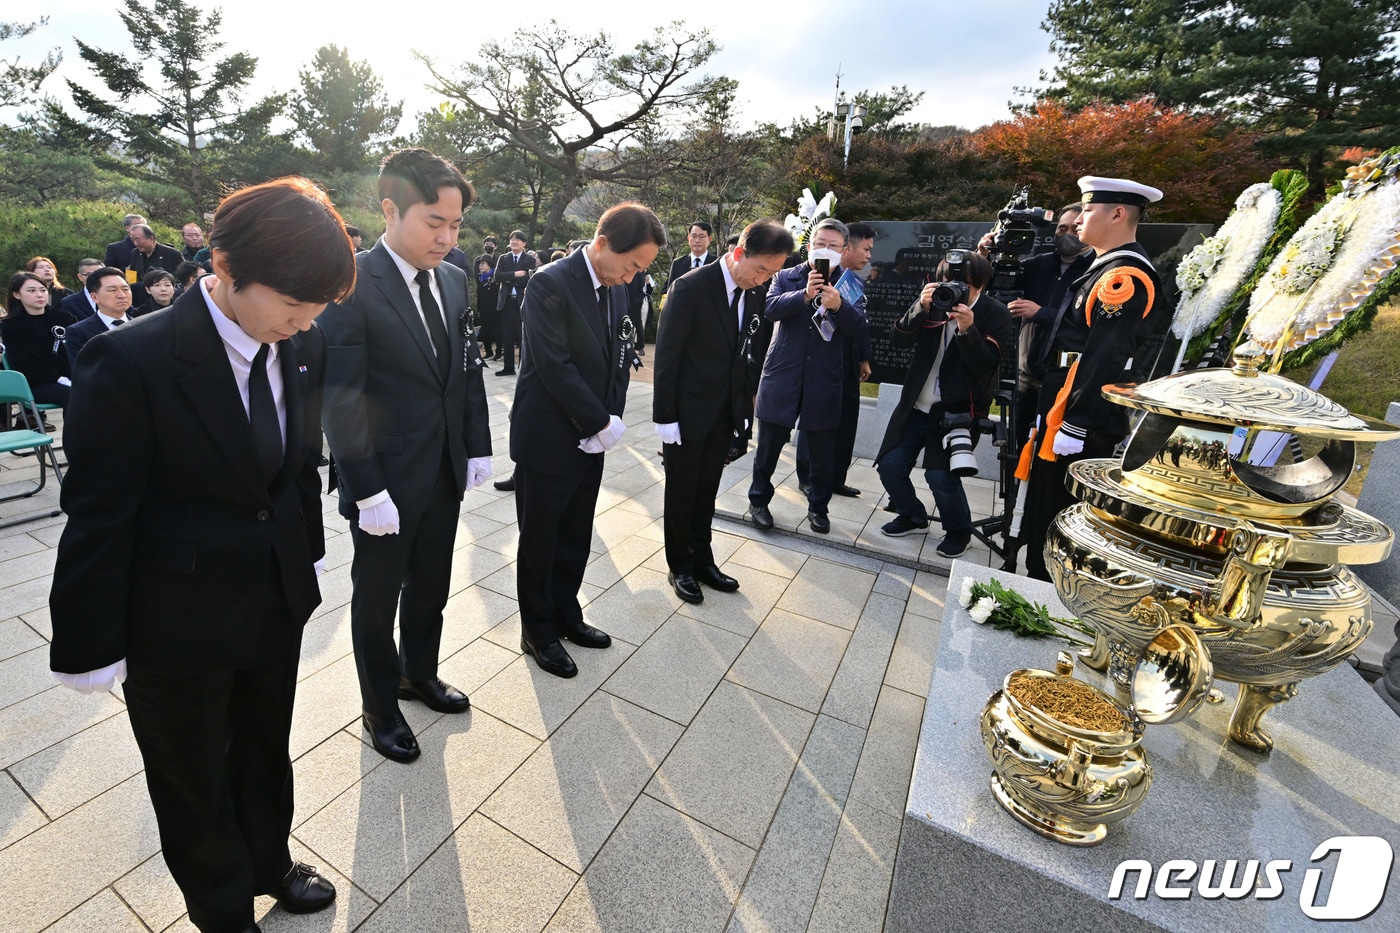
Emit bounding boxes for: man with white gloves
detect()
[320,148,493,763]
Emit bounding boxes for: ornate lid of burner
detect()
[1098,342,1400,520]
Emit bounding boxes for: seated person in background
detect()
[132,269,177,317]
[60,259,104,319]
[65,266,134,369]
[4,271,76,411]
[24,256,74,307]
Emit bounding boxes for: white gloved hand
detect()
[53,658,127,694]
[57,376,72,387]
[465,456,492,490]
[314,558,327,577]
[597,414,627,451]
[578,435,606,454]
[359,497,401,535]
[1052,432,1085,457]
[655,422,682,445]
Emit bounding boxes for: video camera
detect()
[985,186,1054,303]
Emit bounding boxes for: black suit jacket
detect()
[653,260,762,436]
[510,248,630,474]
[320,242,492,520]
[60,290,97,321]
[665,252,715,294]
[49,286,327,674]
[64,312,123,369]
[104,237,136,269]
[493,250,537,310]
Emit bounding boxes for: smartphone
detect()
[812,257,830,285]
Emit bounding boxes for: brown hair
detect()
[209,177,357,303]
[737,220,795,258]
[596,202,667,254]
[23,256,65,291]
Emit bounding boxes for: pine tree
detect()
[291,45,403,174]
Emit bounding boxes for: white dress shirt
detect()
[719,255,743,332]
[382,240,449,356]
[200,278,286,444]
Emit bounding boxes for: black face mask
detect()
[1055,233,1084,258]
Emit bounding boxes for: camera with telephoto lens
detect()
[941,412,978,477]
[986,186,1055,302]
[930,248,972,313]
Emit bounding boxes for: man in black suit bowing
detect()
[512,202,665,677]
[492,230,536,375]
[652,220,793,603]
[320,148,493,763]
[49,179,356,933]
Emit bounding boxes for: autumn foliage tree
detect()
[970,98,1275,223]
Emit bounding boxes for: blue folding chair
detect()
[0,369,64,528]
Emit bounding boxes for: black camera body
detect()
[930,247,972,313]
[986,186,1055,303]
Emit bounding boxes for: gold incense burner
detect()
[1046,344,1400,751]
[981,628,1210,846]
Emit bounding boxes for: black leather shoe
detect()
[493,475,516,491]
[240,925,262,933]
[362,712,420,763]
[273,862,336,914]
[668,572,704,604]
[833,484,861,497]
[398,677,470,713]
[694,564,740,592]
[559,621,611,649]
[521,638,578,678]
[496,368,515,376]
[750,504,774,530]
[808,512,831,534]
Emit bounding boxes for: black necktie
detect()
[596,284,611,328]
[694,256,701,270]
[731,287,743,337]
[415,269,451,383]
[111,318,124,327]
[249,343,283,485]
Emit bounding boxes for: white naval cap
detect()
[1077,176,1164,208]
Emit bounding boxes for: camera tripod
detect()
[967,321,1025,571]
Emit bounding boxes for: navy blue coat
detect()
[754,262,865,431]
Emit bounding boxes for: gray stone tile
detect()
[646,681,814,848]
[884,610,943,698]
[21,520,67,548]
[5,574,55,629]
[447,544,514,596]
[672,564,792,638]
[114,852,188,933]
[357,814,576,933]
[481,693,682,872]
[581,566,682,646]
[726,540,808,579]
[611,481,665,518]
[0,685,125,771]
[435,635,519,701]
[471,522,521,558]
[633,515,667,543]
[0,617,45,663]
[0,549,54,589]
[290,730,387,830]
[481,611,525,654]
[293,710,539,902]
[296,604,353,680]
[906,570,948,621]
[469,492,522,525]
[726,715,867,933]
[545,794,755,933]
[440,584,521,657]
[475,563,517,600]
[44,890,148,933]
[603,615,748,726]
[775,558,875,631]
[588,507,656,555]
[470,639,635,741]
[0,769,47,848]
[9,711,144,818]
[583,534,664,589]
[453,511,508,550]
[0,644,51,710]
[847,685,925,820]
[805,799,902,933]
[0,531,46,563]
[287,654,363,760]
[872,564,916,600]
[0,774,160,933]
[821,592,905,728]
[726,609,850,714]
[308,562,355,621]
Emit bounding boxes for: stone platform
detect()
[887,561,1400,933]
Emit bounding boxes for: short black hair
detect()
[509,230,527,243]
[936,251,994,290]
[86,266,127,295]
[483,235,497,245]
[378,148,476,217]
[596,202,667,253]
[738,220,795,258]
[344,224,361,238]
[142,269,176,289]
[174,261,201,284]
[688,221,713,235]
[846,222,877,243]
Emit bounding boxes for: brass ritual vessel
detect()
[1046,343,1400,752]
[981,629,1211,846]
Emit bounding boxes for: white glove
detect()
[655,422,682,445]
[359,497,401,535]
[314,558,327,577]
[53,658,127,694]
[597,414,627,451]
[465,456,492,490]
[1052,432,1085,456]
[58,376,72,387]
[578,435,606,454]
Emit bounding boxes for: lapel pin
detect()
[298,364,308,373]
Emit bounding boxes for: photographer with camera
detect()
[1021,176,1167,582]
[874,250,1011,558]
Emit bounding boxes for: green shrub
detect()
[0,199,181,286]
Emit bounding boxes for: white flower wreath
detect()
[1247,165,1400,354]
[1171,183,1281,348]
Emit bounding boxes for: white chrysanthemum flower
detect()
[958,576,977,609]
[969,598,996,625]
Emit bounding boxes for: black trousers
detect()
[1021,433,1118,582]
[348,449,459,717]
[499,296,523,372]
[797,377,859,490]
[123,585,301,933]
[663,410,733,574]
[515,458,604,647]
[750,419,836,514]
